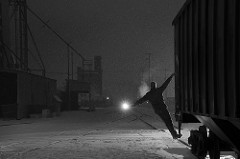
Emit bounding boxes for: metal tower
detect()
[0,0,28,71]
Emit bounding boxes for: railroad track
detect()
[3,108,191,158]
[103,108,191,149]
[122,109,191,149]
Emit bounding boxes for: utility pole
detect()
[71,51,73,80]
[146,53,151,85]
[67,44,71,110]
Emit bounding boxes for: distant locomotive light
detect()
[121,101,130,111]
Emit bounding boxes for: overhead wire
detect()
[26,5,85,64]
[28,49,43,69]
[22,10,46,76]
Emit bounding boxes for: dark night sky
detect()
[27,0,185,102]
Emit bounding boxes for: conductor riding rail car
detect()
[173,0,240,158]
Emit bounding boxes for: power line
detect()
[26,6,85,64]
[23,11,46,76]
[28,49,43,69]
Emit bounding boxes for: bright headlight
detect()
[121,101,130,111]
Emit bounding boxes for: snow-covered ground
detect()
[0,106,198,159]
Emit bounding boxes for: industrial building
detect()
[65,56,106,110]
[0,70,56,119]
[0,0,57,119]
[0,0,107,118]
[78,56,102,100]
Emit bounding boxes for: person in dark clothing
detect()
[133,73,181,139]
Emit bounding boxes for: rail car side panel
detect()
[173,0,240,154]
[173,0,239,120]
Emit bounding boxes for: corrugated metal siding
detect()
[173,0,239,119]
[17,71,56,119]
[237,0,240,118]
[17,72,32,118]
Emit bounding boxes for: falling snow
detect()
[0,106,199,159]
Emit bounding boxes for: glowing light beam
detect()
[121,101,131,111]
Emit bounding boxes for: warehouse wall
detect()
[17,71,56,119]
